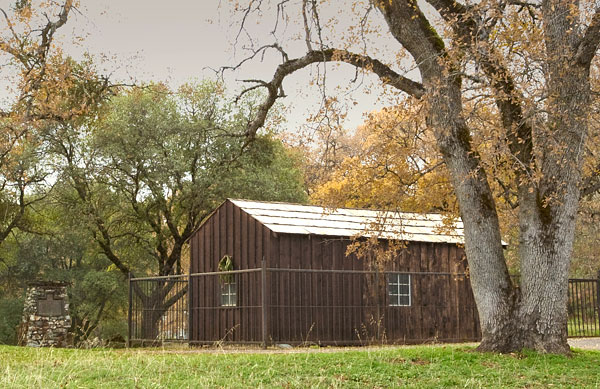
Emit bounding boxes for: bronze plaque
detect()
[37,293,64,316]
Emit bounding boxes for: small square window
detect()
[220,281,237,306]
[388,273,411,307]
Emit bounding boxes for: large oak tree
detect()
[226,0,600,353]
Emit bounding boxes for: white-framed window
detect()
[220,281,237,306]
[388,273,411,306]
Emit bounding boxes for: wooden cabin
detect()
[188,199,481,345]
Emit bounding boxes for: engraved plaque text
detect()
[37,293,64,316]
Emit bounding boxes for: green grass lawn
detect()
[1,344,599,388]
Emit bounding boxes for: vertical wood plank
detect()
[333,239,342,343]
[301,237,311,342]
[227,201,234,256]
[256,220,263,268]
[263,225,271,342]
[312,237,322,341]
[189,230,196,342]
[232,206,245,340]
[205,219,213,340]
[226,203,237,340]
[413,243,423,341]
[248,218,256,339]
[219,206,226,259]
[270,232,280,341]
[290,235,298,340]
[280,235,291,341]
[213,210,221,340]
[255,220,263,340]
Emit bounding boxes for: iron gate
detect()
[128,274,189,345]
[568,278,600,337]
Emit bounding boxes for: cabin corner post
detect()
[127,272,133,348]
[261,256,268,349]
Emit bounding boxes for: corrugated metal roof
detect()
[229,199,466,244]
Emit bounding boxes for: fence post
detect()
[127,272,132,348]
[597,270,600,330]
[375,268,381,343]
[261,257,268,349]
[187,272,192,344]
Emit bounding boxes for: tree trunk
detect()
[136,280,188,340]
[374,0,594,354]
[511,0,591,353]
[141,306,163,340]
[426,81,522,353]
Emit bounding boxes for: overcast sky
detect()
[2,0,403,132]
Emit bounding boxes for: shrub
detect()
[0,297,23,345]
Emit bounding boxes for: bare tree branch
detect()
[575,6,600,66]
[427,0,535,178]
[301,0,312,51]
[243,48,424,138]
[37,0,73,61]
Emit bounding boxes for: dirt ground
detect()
[128,339,600,354]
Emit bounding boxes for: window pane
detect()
[221,281,237,306]
[388,273,411,307]
[399,285,410,295]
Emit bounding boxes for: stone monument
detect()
[20,281,72,347]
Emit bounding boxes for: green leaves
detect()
[56,80,307,278]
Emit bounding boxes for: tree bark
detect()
[511,0,591,353]
[373,0,596,354]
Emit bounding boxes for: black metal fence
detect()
[128,274,188,345]
[568,278,600,337]
[128,271,600,345]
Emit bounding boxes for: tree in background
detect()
[282,97,356,196]
[0,0,113,270]
[0,1,308,344]
[0,196,127,344]
[224,0,600,353]
[0,1,118,344]
[48,82,306,339]
[310,100,455,214]
[305,99,530,269]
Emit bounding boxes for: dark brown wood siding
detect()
[189,200,271,342]
[189,200,480,344]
